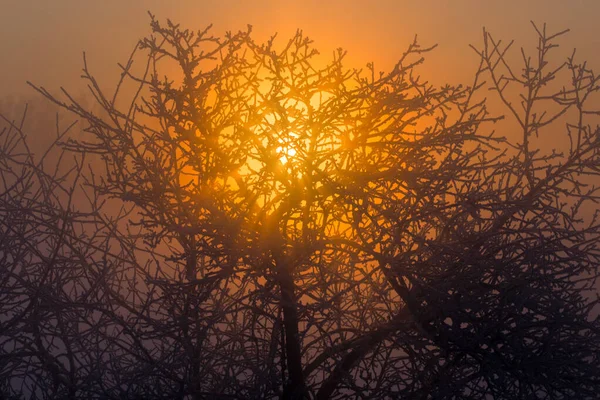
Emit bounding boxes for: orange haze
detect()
[0,1,599,99]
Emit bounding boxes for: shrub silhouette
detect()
[2,16,600,399]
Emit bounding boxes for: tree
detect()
[3,16,600,399]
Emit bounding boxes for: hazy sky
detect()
[0,1,599,99]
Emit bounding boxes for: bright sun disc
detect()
[277,146,297,164]
[277,132,300,164]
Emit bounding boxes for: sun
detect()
[276,144,297,164]
[276,132,300,165]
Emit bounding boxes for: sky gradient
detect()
[1,1,598,99]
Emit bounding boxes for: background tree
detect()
[0,105,127,398]
[3,16,600,399]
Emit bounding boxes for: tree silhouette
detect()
[3,16,600,399]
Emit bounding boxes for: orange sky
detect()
[0,1,598,100]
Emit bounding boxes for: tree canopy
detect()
[2,17,600,399]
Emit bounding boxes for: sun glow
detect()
[276,132,300,165]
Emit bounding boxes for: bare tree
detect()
[0,105,126,398]
[3,15,600,399]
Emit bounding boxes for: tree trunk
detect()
[277,261,306,400]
